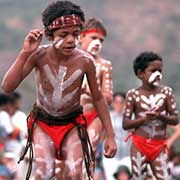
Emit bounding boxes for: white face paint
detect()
[75,38,79,46]
[53,38,64,49]
[148,71,162,86]
[87,39,102,55]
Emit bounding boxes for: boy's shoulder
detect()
[160,85,174,95]
[98,57,112,67]
[126,86,174,97]
[31,44,50,60]
[75,48,95,64]
[126,88,138,96]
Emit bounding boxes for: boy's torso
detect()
[81,57,111,112]
[33,46,89,116]
[127,86,178,139]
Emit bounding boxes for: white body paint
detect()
[124,87,178,137]
[132,152,147,180]
[37,64,82,115]
[87,39,102,55]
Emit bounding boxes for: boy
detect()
[79,18,113,153]
[1,1,116,179]
[123,52,179,180]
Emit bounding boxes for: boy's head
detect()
[42,1,85,38]
[112,92,126,113]
[113,165,131,180]
[11,92,22,110]
[133,51,163,86]
[79,18,107,56]
[0,93,15,115]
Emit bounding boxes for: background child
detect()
[80,18,113,153]
[123,51,179,180]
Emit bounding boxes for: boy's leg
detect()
[150,150,170,180]
[33,124,56,180]
[131,143,148,180]
[55,117,102,180]
[61,127,86,180]
[87,117,103,153]
[55,159,65,179]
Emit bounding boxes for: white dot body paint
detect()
[148,71,162,86]
[87,39,102,55]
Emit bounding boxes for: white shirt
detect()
[0,110,13,135]
[11,110,27,137]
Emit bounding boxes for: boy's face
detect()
[138,60,162,87]
[80,32,105,56]
[117,171,129,180]
[52,26,81,56]
[112,95,125,113]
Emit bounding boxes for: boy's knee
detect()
[35,159,55,179]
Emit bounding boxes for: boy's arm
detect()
[101,61,113,105]
[158,87,179,125]
[167,125,180,148]
[2,29,43,93]
[123,90,146,130]
[85,58,116,157]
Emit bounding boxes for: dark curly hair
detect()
[42,1,85,36]
[133,51,162,76]
[82,18,107,36]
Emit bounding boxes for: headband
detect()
[81,28,106,36]
[47,14,83,30]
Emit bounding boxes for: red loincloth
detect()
[28,113,86,159]
[131,133,168,162]
[83,109,98,126]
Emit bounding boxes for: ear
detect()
[137,69,144,79]
[79,33,85,43]
[44,30,54,41]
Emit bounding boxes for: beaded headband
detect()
[47,14,83,30]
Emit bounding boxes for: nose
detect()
[66,34,76,44]
[94,39,101,47]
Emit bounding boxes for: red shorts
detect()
[132,134,167,162]
[83,109,98,126]
[28,113,86,159]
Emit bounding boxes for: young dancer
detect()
[123,51,179,180]
[80,18,113,153]
[2,1,116,179]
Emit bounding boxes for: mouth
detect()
[65,46,75,50]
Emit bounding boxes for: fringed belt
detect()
[18,104,95,180]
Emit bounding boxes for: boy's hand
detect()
[23,29,43,54]
[145,110,160,120]
[103,136,117,158]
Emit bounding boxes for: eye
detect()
[59,33,67,38]
[91,36,97,40]
[99,38,104,43]
[73,31,80,37]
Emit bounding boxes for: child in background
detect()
[123,51,179,180]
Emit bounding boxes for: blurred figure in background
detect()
[113,165,131,180]
[103,92,131,180]
[11,92,27,141]
[0,93,15,153]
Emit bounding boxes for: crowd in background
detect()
[0,91,179,180]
